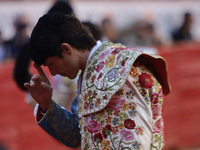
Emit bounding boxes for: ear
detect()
[60,43,72,55]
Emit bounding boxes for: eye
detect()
[48,62,53,67]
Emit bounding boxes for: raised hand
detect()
[24,63,53,111]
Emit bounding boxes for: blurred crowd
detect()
[0,2,197,63]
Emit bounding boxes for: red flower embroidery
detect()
[151,93,159,104]
[93,132,103,143]
[121,57,128,66]
[96,61,105,72]
[102,124,112,138]
[91,75,96,83]
[124,119,135,129]
[97,72,103,80]
[111,48,124,55]
[86,72,91,80]
[138,73,153,88]
[84,102,90,110]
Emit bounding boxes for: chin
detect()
[63,73,77,79]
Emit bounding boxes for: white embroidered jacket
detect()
[79,42,170,150]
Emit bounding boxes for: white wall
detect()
[0,0,200,42]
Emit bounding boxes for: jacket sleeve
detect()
[35,96,81,148]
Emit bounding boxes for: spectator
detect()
[172,12,193,42]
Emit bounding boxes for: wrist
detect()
[39,106,46,115]
[39,100,53,113]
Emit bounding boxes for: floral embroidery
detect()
[116,88,124,97]
[107,69,117,81]
[84,101,89,110]
[105,55,115,68]
[152,105,162,120]
[83,93,88,101]
[95,98,101,107]
[84,143,89,150]
[107,96,125,111]
[91,75,96,83]
[96,61,105,72]
[99,49,111,60]
[124,119,135,129]
[120,112,128,121]
[114,110,120,116]
[106,108,113,115]
[129,102,137,110]
[121,57,128,66]
[126,90,135,100]
[118,123,125,129]
[112,117,119,126]
[122,103,129,111]
[111,47,124,55]
[86,72,91,80]
[101,140,110,150]
[128,109,137,117]
[93,132,103,144]
[97,72,103,80]
[154,118,164,134]
[144,97,150,105]
[92,91,98,98]
[102,124,112,138]
[151,93,159,104]
[87,120,100,134]
[139,88,147,97]
[132,141,142,150]
[106,116,112,124]
[135,127,144,136]
[80,43,166,150]
[130,67,138,77]
[139,72,154,89]
[120,129,134,141]
[120,67,126,77]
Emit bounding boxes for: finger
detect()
[24,82,31,90]
[41,82,53,92]
[33,63,51,85]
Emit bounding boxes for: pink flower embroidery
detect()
[139,73,153,89]
[99,49,111,60]
[107,96,125,111]
[152,105,162,120]
[154,118,164,135]
[87,120,100,134]
[96,61,105,72]
[120,129,134,141]
[120,67,126,77]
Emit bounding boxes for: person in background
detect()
[24,12,171,150]
[3,14,30,60]
[172,12,193,42]
[120,20,162,47]
[101,18,120,43]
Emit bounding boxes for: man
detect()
[24,12,171,150]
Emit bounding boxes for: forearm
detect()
[35,101,81,148]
